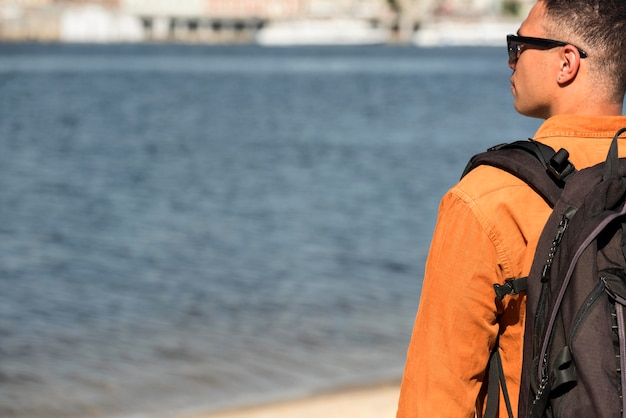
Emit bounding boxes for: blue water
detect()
[0,43,541,418]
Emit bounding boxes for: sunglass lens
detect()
[508,41,520,63]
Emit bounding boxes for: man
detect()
[396,0,626,416]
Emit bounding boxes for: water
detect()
[0,43,541,418]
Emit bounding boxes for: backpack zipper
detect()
[602,273,626,416]
[533,207,578,410]
[541,207,577,282]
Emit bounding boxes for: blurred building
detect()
[120,0,299,43]
[122,0,396,43]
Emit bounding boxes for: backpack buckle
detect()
[494,278,528,300]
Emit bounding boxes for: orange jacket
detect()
[397,115,626,418]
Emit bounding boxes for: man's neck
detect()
[549,95,624,117]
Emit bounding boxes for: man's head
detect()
[509,0,626,119]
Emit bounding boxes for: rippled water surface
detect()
[0,43,541,418]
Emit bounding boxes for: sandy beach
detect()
[185,382,400,418]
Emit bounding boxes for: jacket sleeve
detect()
[397,187,505,418]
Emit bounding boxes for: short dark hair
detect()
[542,0,626,102]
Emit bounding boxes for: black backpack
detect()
[462,127,626,418]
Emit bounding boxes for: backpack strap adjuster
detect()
[548,148,576,182]
[494,277,528,300]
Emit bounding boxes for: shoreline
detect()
[181,380,401,418]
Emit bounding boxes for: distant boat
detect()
[255,19,389,46]
[413,18,521,47]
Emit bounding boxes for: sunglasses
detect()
[507,34,588,65]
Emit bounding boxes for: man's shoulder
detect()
[450,164,536,204]
[441,164,551,268]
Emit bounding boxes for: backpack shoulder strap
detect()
[485,339,514,418]
[462,140,576,208]
[464,140,575,418]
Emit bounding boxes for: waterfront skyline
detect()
[0,0,527,44]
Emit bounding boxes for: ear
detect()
[556,44,582,85]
